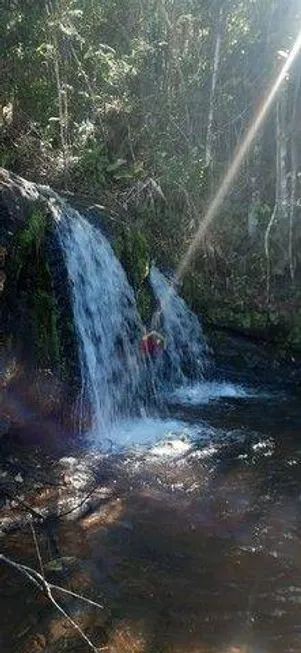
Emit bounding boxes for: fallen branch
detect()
[1,480,115,525]
[30,519,45,578]
[57,483,106,519]
[0,553,106,653]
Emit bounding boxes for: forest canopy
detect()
[1,0,301,322]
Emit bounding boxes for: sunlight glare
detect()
[176,26,301,283]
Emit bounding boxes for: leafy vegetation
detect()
[2,0,301,344]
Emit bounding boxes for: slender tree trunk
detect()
[278,86,288,220]
[289,71,301,280]
[205,6,224,168]
[159,0,191,140]
[53,40,69,188]
[265,97,282,300]
[289,126,297,281]
[265,83,288,299]
[248,141,261,239]
[46,1,69,188]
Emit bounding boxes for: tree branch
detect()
[0,553,106,653]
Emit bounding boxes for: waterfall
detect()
[45,191,209,443]
[52,200,143,438]
[149,267,208,385]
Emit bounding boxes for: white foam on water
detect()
[95,414,244,459]
[102,416,200,451]
[149,436,192,459]
[168,381,255,406]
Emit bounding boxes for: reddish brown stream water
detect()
[1,388,301,653]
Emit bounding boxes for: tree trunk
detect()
[205,6,224,168]
[289,70,301,280]
[278,86,288,221]
[265,87,288,299]
[248,140,261,239]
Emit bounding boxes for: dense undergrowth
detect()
[2,0,301,352]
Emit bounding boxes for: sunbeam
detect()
[176,26,301,283]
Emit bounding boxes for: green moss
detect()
[13,207,47,280]
[114,226,157,325]
[137,283,153,325]
[33,289,60,366]
[19,207,47,253]
[6,205,62,369]
[114,226,149,291]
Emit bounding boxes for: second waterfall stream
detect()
[51,197,208,443]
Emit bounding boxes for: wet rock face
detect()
[0,246,7,295]
[0,415,10,438]
[0,170,41,346]
[44,228,81,390]
[0,167,42,240]
[0,168,80,433]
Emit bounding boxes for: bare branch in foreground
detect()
[29,519,45,579]
[0,553,106,653]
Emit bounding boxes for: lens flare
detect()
[175,27,301,283]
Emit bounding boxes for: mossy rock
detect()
[3,206,62,369]
[32,289,60,366]
[137,277,158,326]
[114,226,149,292]
[114,226,157,326]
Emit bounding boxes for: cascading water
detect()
[52,200,143,438]
[46,192,212,446]
[149,266,209,386]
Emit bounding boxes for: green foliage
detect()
[72,142,137,193]
[248,201,271,233]
[18,208,47,256]
[0,146,18,171]
[254,203,271,226]
[72,145,109,190]
[2,0,301,350]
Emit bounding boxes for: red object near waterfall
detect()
[140,331,165,357]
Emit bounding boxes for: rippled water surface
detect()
[1,380,301,652]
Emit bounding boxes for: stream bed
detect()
[1,376,301,653]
